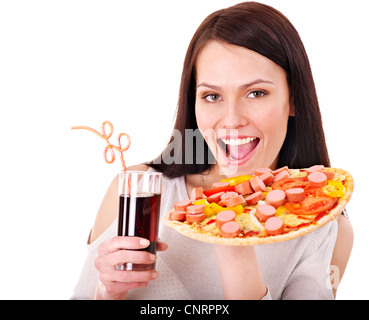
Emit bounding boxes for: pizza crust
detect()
[163,168,354,246]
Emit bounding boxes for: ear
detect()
[289,104,295,117]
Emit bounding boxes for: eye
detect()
[204,93,222,103]
[247,90,266,99]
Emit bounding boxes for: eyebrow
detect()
[196,79,274,91]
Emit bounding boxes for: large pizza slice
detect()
[164,166,354,245]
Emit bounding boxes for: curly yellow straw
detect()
[71,121,131,171]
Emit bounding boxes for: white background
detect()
[0,0,367,299]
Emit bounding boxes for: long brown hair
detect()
[149,1,330,178]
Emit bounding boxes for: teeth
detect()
[221,137,257,146]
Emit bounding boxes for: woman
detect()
[72,2,353,300]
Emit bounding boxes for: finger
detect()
[103,250,156,270]
[100,269,159,283]
[99,236,150,254]
[157,239,168,252]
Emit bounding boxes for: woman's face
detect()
[195,41,293,176]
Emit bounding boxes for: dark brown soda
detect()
[117,193,161,270]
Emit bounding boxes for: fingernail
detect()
[140,239,150,247]
[152,271,159,279]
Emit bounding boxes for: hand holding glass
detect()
[116,171,162,271]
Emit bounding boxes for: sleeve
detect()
[70,220,117,300]
[281,220,338,300]
[70,244,100,300]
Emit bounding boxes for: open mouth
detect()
[218,136,260,163]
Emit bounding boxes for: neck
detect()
[185,165,226,191]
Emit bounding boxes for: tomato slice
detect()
[304,187,325,197]
[285,196,338,216]
[271,177,308,191]
[203,185,235,197]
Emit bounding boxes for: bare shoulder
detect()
[330,214,354,296]
[88,164,150,244]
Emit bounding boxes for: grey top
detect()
[71,169,338,300]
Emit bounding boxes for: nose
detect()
[219,100,248,130]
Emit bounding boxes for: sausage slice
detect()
[169,210,187,221]
[306,164,325,174]
[254,167,272,176]
[212,181,230,189]
[266,189,286,208]
[224,195,246,207]
[191,187,203,201]
[234,180,253,195]
[273,170,290,182]
[220,191,239,200]
[265,217,285,235]
[186,212,205,223]
[285,188,305,202]
[174,200,192,211]
[220,221,240,238]
[260,172,275,186]
[186,204,205,214]
[308,171,327,188]
[250,176,267,192]
[245,191,264,205]
[255,204,276,222]
[207,191,225,203]
[216,210,236,229]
